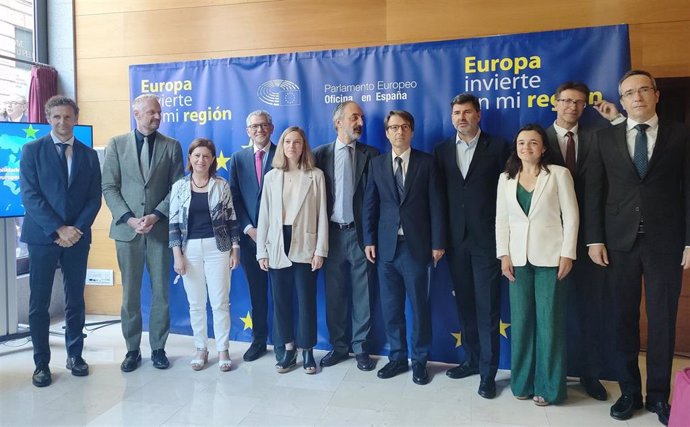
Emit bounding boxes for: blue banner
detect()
[130,25,630,368]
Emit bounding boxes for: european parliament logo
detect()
[257,79,301,106]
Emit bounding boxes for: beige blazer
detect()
[256,167,328,269]
[496,165,578,267]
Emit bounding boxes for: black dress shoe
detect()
[151,349,170,369]
[610,394,643,420]
[412,362,429,385]
[243,341,267,362]
[355,353,376,371]
[121,350,142,372]
[32,366,51,387]
[580,377,607,401]
[645,401,671,426]
[319,349,349,367]
[478,377,496,399]
[446,362,479,379]
[66,356,89,376]
[276,348,297,373]
[377,360,409,379]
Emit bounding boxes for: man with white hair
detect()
[102,94,184,372]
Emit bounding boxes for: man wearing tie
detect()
[229,110,278,362]
[20,95,101,387]
[433,93,509,398]
[363,110,446,385]
[102,94,184,372]
[585,70,690,425]
[313,101,379,371]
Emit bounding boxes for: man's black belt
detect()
[330,221,355,230]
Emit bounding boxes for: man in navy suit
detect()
[229,110,278,362]
[586,70,690,425]
[363,110,446,385]
[313,101,379,371]
[20,95,102,387]
[433,93,509,398]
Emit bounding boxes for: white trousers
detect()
[182,237,231,351]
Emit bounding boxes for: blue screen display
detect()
[0,122,94,218]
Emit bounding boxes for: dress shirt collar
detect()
[391,147,411,164]
[134,129,157,144]
[51,131,74,146]
[455,128,481,147]
[626,114,659,132]
[253,142,271,154]
[552,121,579,138]
[335,138,357,151]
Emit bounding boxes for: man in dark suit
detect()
[363,110,446,385]
[20,95,102,387]
[313,101,379,371]
[585,70,690,426]
[229,110,278,362]
[545,82,610,401]
[102,94,184,372]
[433,93,509,398]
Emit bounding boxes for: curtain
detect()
[27,66,58,123]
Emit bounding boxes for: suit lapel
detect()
[400,151,419,204]
[68,140,81,188]
[44,135,68,187]
[125,132,145,185]
[612,124,639,178]
[146,134,165,183]
[354,143,367,191]
[528,169,550,217]
[383,154,399,204]
[295,170,313,209]
[464,134,488,180]
[647,122,668,177]
[506,176,526,219]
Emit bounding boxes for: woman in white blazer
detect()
[496,124,579,406]
[256,126,328,374]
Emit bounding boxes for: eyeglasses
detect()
[620,86,655,99]
[387,124,411,132]
[556,98,587,108]
[4,101,25,107]
[248,123,272,131]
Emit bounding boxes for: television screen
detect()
[0,122,94,218]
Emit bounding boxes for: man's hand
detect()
[681,247,690,270]
[364,245,376,264]
[246,227,258,242]
[56,225,82,246]
[432,249,445,267]
[588,244,609,267]
[557,257,574,280]
[500,255,515,282]
[136,214,159,234]
[593,100,622,121]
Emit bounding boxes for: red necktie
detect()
[565,131,576,176]
[255,150,265,185]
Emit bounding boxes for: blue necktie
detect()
[394,156,404,200]
[633,124,650,178]
[56,143,68,181]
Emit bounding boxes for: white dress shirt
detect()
[456,129,481,177]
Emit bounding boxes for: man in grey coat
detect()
[102,94,184,372]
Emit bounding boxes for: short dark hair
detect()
[504,123,552,179]
[384,110,415,131]
[187,138,218,176]
[618,69,657,95]
[450,93,481,111]
[554,82,590,100]
[44,95,79,117]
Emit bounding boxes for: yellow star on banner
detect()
[451,332,462,348]
[216,151,230,170]
[500,320,511,338]
[240,311,253,331]
[23,124,39,139]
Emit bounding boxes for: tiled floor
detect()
[1,315,688,426]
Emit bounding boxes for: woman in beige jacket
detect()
[256,126,328,374]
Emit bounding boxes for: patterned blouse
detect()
[168,175,240,252]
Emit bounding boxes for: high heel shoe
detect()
[275,348,297,373]
[190,348,208,371]
[218,350,232,372]
[303,349,316,374]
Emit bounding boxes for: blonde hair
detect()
[272,126,315,170]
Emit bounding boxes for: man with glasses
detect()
[585,70,690,425]
[432,93,509,399]
[363,110,446,385]
[313,101,379,371]
[545,82,624,402]
[2,94,28,122]
[229,110,278,362]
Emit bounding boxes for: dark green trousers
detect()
[510,263,567,404]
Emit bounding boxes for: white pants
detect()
[182,237,231,351]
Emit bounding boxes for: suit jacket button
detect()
[635,207,640,212]
[141,202,145,206]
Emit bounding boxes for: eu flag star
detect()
[500,320,511,338]
[451,332,462,348]
[23,124,39,139]
[216,151,230,170]
[240,311,253,331]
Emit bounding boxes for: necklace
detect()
[191,175,209,189]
